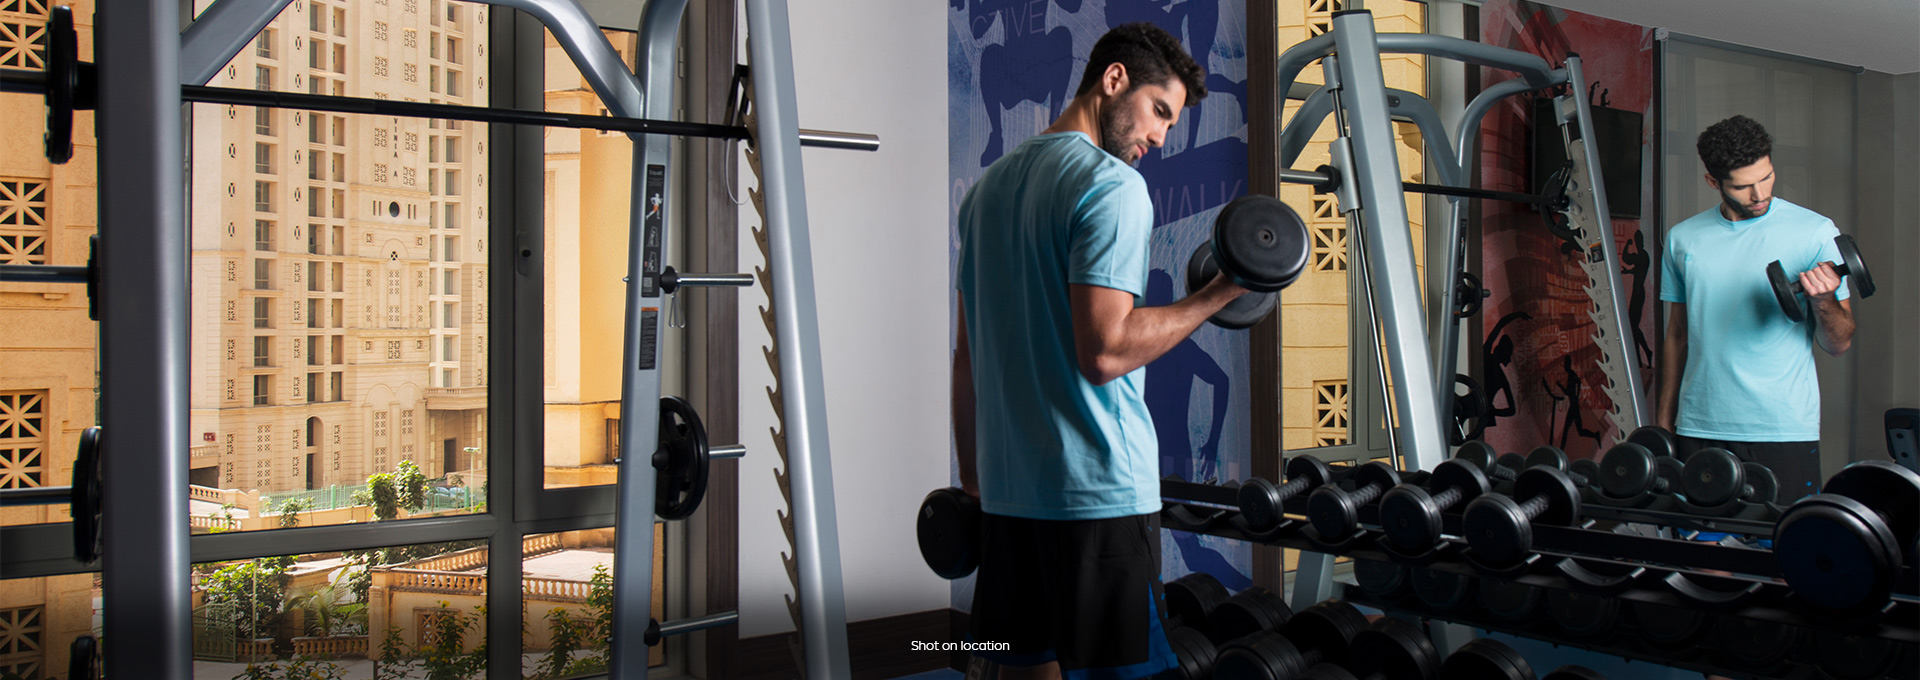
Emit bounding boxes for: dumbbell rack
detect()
[1158,479,1919,677]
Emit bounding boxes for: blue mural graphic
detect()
[949,0,1256,602]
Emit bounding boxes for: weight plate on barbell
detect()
[1211,194,1310,293]
[1821,460,1920,566]
[1774,494,1898,619]
[1186,243,1278,329]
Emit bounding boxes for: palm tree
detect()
[287,568,369,638]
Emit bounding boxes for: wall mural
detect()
[1474,0,1659,461]
[948,0,1255,601]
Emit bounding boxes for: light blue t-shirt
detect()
[956,131,1159,521]
[1659,197,1848,441]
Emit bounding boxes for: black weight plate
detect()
[1836,233,1875,298]
[1380,485,1444,553]
[1525,445,1569,472]
[1681,447,1745,507]
[1655,456,1685,497]
[71,426,101,563]
[1813,628,1898,680]
[1463,494,1534,567]
[1599,443,1656,499]
[1298,665,1358,680]
[1452,373,1488,446]
[1768,260,1807,322]
[1238,477,1288,532]
[1433,458,1492,500]
[1711,614,1798,667]
[1740,462,1778,504]
[1188,243,1278,329]
[1353,558,1412,601]
[1455,441,1498,472]
[655,396,710,520]
[1630,601,1707,648]
[1541,666,1608,680]
[1822,460,1920,565]
[1546,588,1618,637]
[1626,425,1677,459]
[45,6,77,164]
[1212,194,1310,293]
[69,635,97,680]
[1479,577,1543,621]
[1286,600,1366,668]
[915,487,981,580]
[1349,617,1439,680]
[1413,567,1474,611]
[1516,466,1581,526]
[1162,625,1219,680]
[1570,458,1599,486]
[1774,494,1899,618]
[1207,587,1293,645]
[1441,638,1535,680]
[1166,572,1232,631]
[1497,452,1528,477]
[1214,631,1308,680]
[1453,270,1485,319]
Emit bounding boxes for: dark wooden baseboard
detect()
[735,608,957,680]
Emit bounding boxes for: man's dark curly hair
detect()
[1696,115,1772,180]
[1074,22,1207,106]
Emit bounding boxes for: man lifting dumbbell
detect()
[952,23,1275,680]
[1658,115,1853,502]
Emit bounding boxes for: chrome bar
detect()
[659,610,739,637]
[798,128,880,151]
[710,444,747,460]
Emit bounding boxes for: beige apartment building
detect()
[185,0,491,495]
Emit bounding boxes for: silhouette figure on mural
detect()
[1144,268,1250,592]
[959,0,1083,167]
[1552,354,1605,452]
[1144,270,1232,483]
[1620,228,1654,368]
[1481,311,1531,430]
[1105,0,1243,151]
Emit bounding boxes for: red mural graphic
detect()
[1474,0,1658,461]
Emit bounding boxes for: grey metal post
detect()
[178,0,295,85]
[98,0,192,675]
[606,0,688,677]
[744,0,853,676]
[1327,11,1444,471]
[1559,55,1649,430]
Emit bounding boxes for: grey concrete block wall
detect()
[1848,71,1920,467]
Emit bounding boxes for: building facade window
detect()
[0,390,47,489]
[1313,380,1350,448]
[0,0,49,70]
[0,605,45,677]
[0,178,49,265]
[1309,195,1347,272]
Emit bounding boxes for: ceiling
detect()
[1537,0,1920,74]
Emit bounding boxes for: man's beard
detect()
[1098,102,1138,165]
[1720,189,1767,220]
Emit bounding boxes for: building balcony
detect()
[426,385,485,410]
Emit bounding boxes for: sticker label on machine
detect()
[638,309,658,370]
[642,164,666,297]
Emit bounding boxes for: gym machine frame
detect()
[0,0,862,677]
[1264,10,1648,607]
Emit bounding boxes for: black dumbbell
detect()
[1766,234,1875,323]
[1411,568,1474,612]
[1774,460,1920,618]
[1207,586,1296,645]
[1240,456,1337,532]
[1680,447,1778,508]
[1521,445,1593,487]
[1596,442,1683,502]
[1166,571,1232,634]
[1477,576,1544,623]
[1625,425,1677,458]
[1462,466,1583,567]
[1214,599,1369,680]
[1163,624,1222,680]
[1352,559,1413,603]
[1378,459,1492,555]
[1438,638,1536,680]
[1453,441,1522,483]
[1307,462,1403,541]
[1291,617,1440,680]
[1187,194,1309,328]
[1540,667,1609,680]
[915,487,981,579]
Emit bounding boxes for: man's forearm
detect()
[1811,298,1854,356]
[1657,321,1686,431]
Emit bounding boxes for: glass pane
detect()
[0,1,96,530]
[540,29,674,489]
[187,0,492,531]
[0,574,102,678]
[518,526,664,677]
[190,540,486,677]
[1274,0,1426,452]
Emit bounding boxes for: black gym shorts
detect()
[968,511,1177,679]
[1675,435,1822,502]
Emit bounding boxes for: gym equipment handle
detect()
[644,610,740,646]
[660,267,755,293]
[710,444,746,460]
[798,129,881,152]
[0,264,89,285]
[1430,485,1466,511]
[0,486,72,507]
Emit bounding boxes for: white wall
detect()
[734,0,953,637]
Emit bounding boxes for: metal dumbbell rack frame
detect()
[1160,476,1919,677]
[0,0,858,677]
[1262,8,1649,611]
